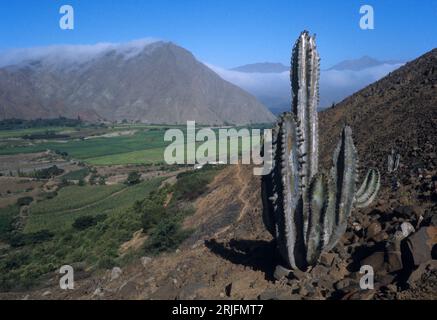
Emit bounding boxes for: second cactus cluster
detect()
[262,31,381,271]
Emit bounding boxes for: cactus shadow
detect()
[205,238,277,281]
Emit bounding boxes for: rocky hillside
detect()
[319,48,437,172]
[0,41,275,125]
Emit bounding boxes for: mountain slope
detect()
[319,48,437,171]
[0,42,275,125]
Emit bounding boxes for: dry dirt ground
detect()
[0,151,76,176]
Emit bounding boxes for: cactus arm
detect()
[291,31,319,190]
[395,154,400,170]
[388,152,394,173]
[322,180,336,250]
[306,174,328,265]
[355,168,381,208]
[325,126,357,250]
[331,126,357,227]
[356,166,372,196]
[276,114,303,269]
[388,149,401,173]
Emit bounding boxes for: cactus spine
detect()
[262,31,381,271]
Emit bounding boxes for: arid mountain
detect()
[319,48,437,172]
[0,41,275,125]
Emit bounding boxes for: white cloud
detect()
[0,38,161,68]
[208,62,404,109]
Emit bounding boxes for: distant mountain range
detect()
[0,41,275,125]
[231,62,289,73]
[212,56,405,114]
[231,56,405,73]
[327,55,404,71]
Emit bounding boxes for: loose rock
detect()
[400,222,415,238]
[274,265,292,280]
[111,267,123,281]
[140,256,152,268]
[406,226,436,265]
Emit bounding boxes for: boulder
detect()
[319,252,336,267]
[367,222,382,240]
[111,267,123,281]
[140,256,152,268]
[274,265,292,280]
[406,226,437,266]
[407,260,437,285]
[400,222,415,238]
[93,287,104,298]
[393,206,415,219]
[118,281,138,297]
[361,251,385,273]
[385,240,404,273]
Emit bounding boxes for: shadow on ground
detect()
[205,238,277,281]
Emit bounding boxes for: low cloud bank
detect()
[0,38,160,68]
[209,63,404,110]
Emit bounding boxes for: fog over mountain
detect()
[211,57,404,114]
[0,40,275,125]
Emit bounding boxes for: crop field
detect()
[0,124,260,166]
[0,126,72,139]
[25,178,164,233]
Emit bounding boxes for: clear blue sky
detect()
[0,0,436,68]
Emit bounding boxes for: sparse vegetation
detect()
[0,177,163,291]
[0,117,83,131]
[16,196,33,207]
[32,166,64,180]
[72,214,107,231]
[126,171,141,185]
[62,168,90,181]
[174,165,222,200]
[0,205,20,241]
[145,216,191,254]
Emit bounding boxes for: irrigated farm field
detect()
[25,178,163,233]
[0,120,263,291]
[0,123,261,166]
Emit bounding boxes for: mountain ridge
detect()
[231,62,289,73]
[327,55,404,71]
[0,41,275,125]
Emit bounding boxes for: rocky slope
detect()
[0,41,275,125]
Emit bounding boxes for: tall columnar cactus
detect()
[387,148,400,173]
[262,31,381,271]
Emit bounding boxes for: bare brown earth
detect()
[0,151,78,176]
